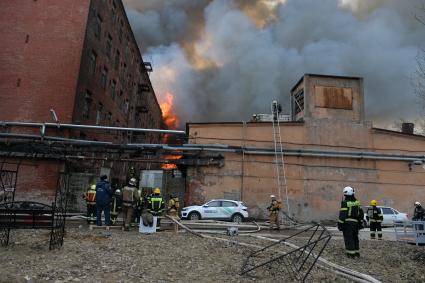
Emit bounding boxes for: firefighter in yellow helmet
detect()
[111,189,122,225]
[148,187,165,226]
[366,200,383,240]
[83,184,97,224]
[267,195,282,230]
[167,193,180,218]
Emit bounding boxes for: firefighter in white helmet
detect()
[121,178,140,231]
[338,186,364,258]
[413,201,425,221]
[267,195,282,230]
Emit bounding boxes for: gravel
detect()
[0,227,424,282]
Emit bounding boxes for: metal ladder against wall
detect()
[271,100,291,218]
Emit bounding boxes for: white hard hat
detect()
[115,189,121,194]
[129,178,137,186]
[415,201,421,206]
[270,194,276,198]
[343,186,354,196]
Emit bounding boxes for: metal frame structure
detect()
[241,224,331,282]
[0,143,70,250]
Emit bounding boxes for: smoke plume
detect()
[124,0,425,128]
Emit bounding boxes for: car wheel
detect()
[188,212,201,221]
[232,213,244,223]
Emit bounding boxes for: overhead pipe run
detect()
[0,130,423,163]
[0,121,186,135]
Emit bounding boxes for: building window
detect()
[110,80,116,100]
[83,90,93,118]
[106,34,112,58]
[101,67,108,89]
[125,99,129,114]
[114,50,120,70]
[96,103,103,125]
[293,90,304,115]
[111,1,117,23]
[88,51,97,76]
[94,15,103,39]
[107,112,112,126]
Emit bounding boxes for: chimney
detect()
[401,123,414,135]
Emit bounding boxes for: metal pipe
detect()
[0,133,423,162]
[0,121,186,135]
[244,150,424,162]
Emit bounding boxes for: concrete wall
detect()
[186,122,425,221]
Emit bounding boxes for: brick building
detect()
[0,0,163,206]
[186,74,425,221]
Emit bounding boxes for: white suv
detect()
[363,206,409,227]
[181,199,249,222]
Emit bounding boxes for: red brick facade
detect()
[0,0,163,205]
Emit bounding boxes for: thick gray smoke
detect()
[124,0,425,127]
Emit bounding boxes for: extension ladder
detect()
[271,100,291,219]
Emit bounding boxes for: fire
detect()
[160,155,182,170]
[160,92,180,129]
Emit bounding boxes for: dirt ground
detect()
[0,226,424,283]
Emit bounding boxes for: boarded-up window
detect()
[315,86,353,109]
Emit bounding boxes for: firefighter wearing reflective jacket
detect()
[367,200,383,240]
[83,184,97,224]
[267,195,282,230]
[148,187,165,226]
[121,178,140,231]
[111,189,122,225]
[338,186,364,258]
[167,194,180,218]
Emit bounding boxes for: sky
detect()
[123,0,425,128]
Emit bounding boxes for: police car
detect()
[181,199,249,222]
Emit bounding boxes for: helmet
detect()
[415,201,421,206]
[154,187,161,194]
[270,194,276,199]
[343,186,354,196]
[90,184,96,191]
[115,189,121,195]
[129,178,137,186]
[370,200,377,206]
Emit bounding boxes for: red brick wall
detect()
[0,0,90,123]
[3,159,64,204]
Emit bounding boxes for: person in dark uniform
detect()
[338,186,364,258]
[413,202,425,221]
[95,175,112,226]
[366,200,383,240]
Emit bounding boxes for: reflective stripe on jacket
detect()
[367,206,383,222]
[339,199,364,224]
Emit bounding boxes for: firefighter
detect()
[366,200,383,240]
[167,193,180,218]
[267,195,282,230]
[133,187,143,226]
[111,189,122,225]
[337,186,364,258]
[413,201,425,221]
[121,178,140,231]
[148,187,165,226]
[83,184,97,224]
[95,175,113,227]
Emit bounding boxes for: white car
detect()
[181,199,249,222]
[363,206,409,227]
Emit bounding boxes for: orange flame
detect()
[160,155,182,170]
[160,92,180,129]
